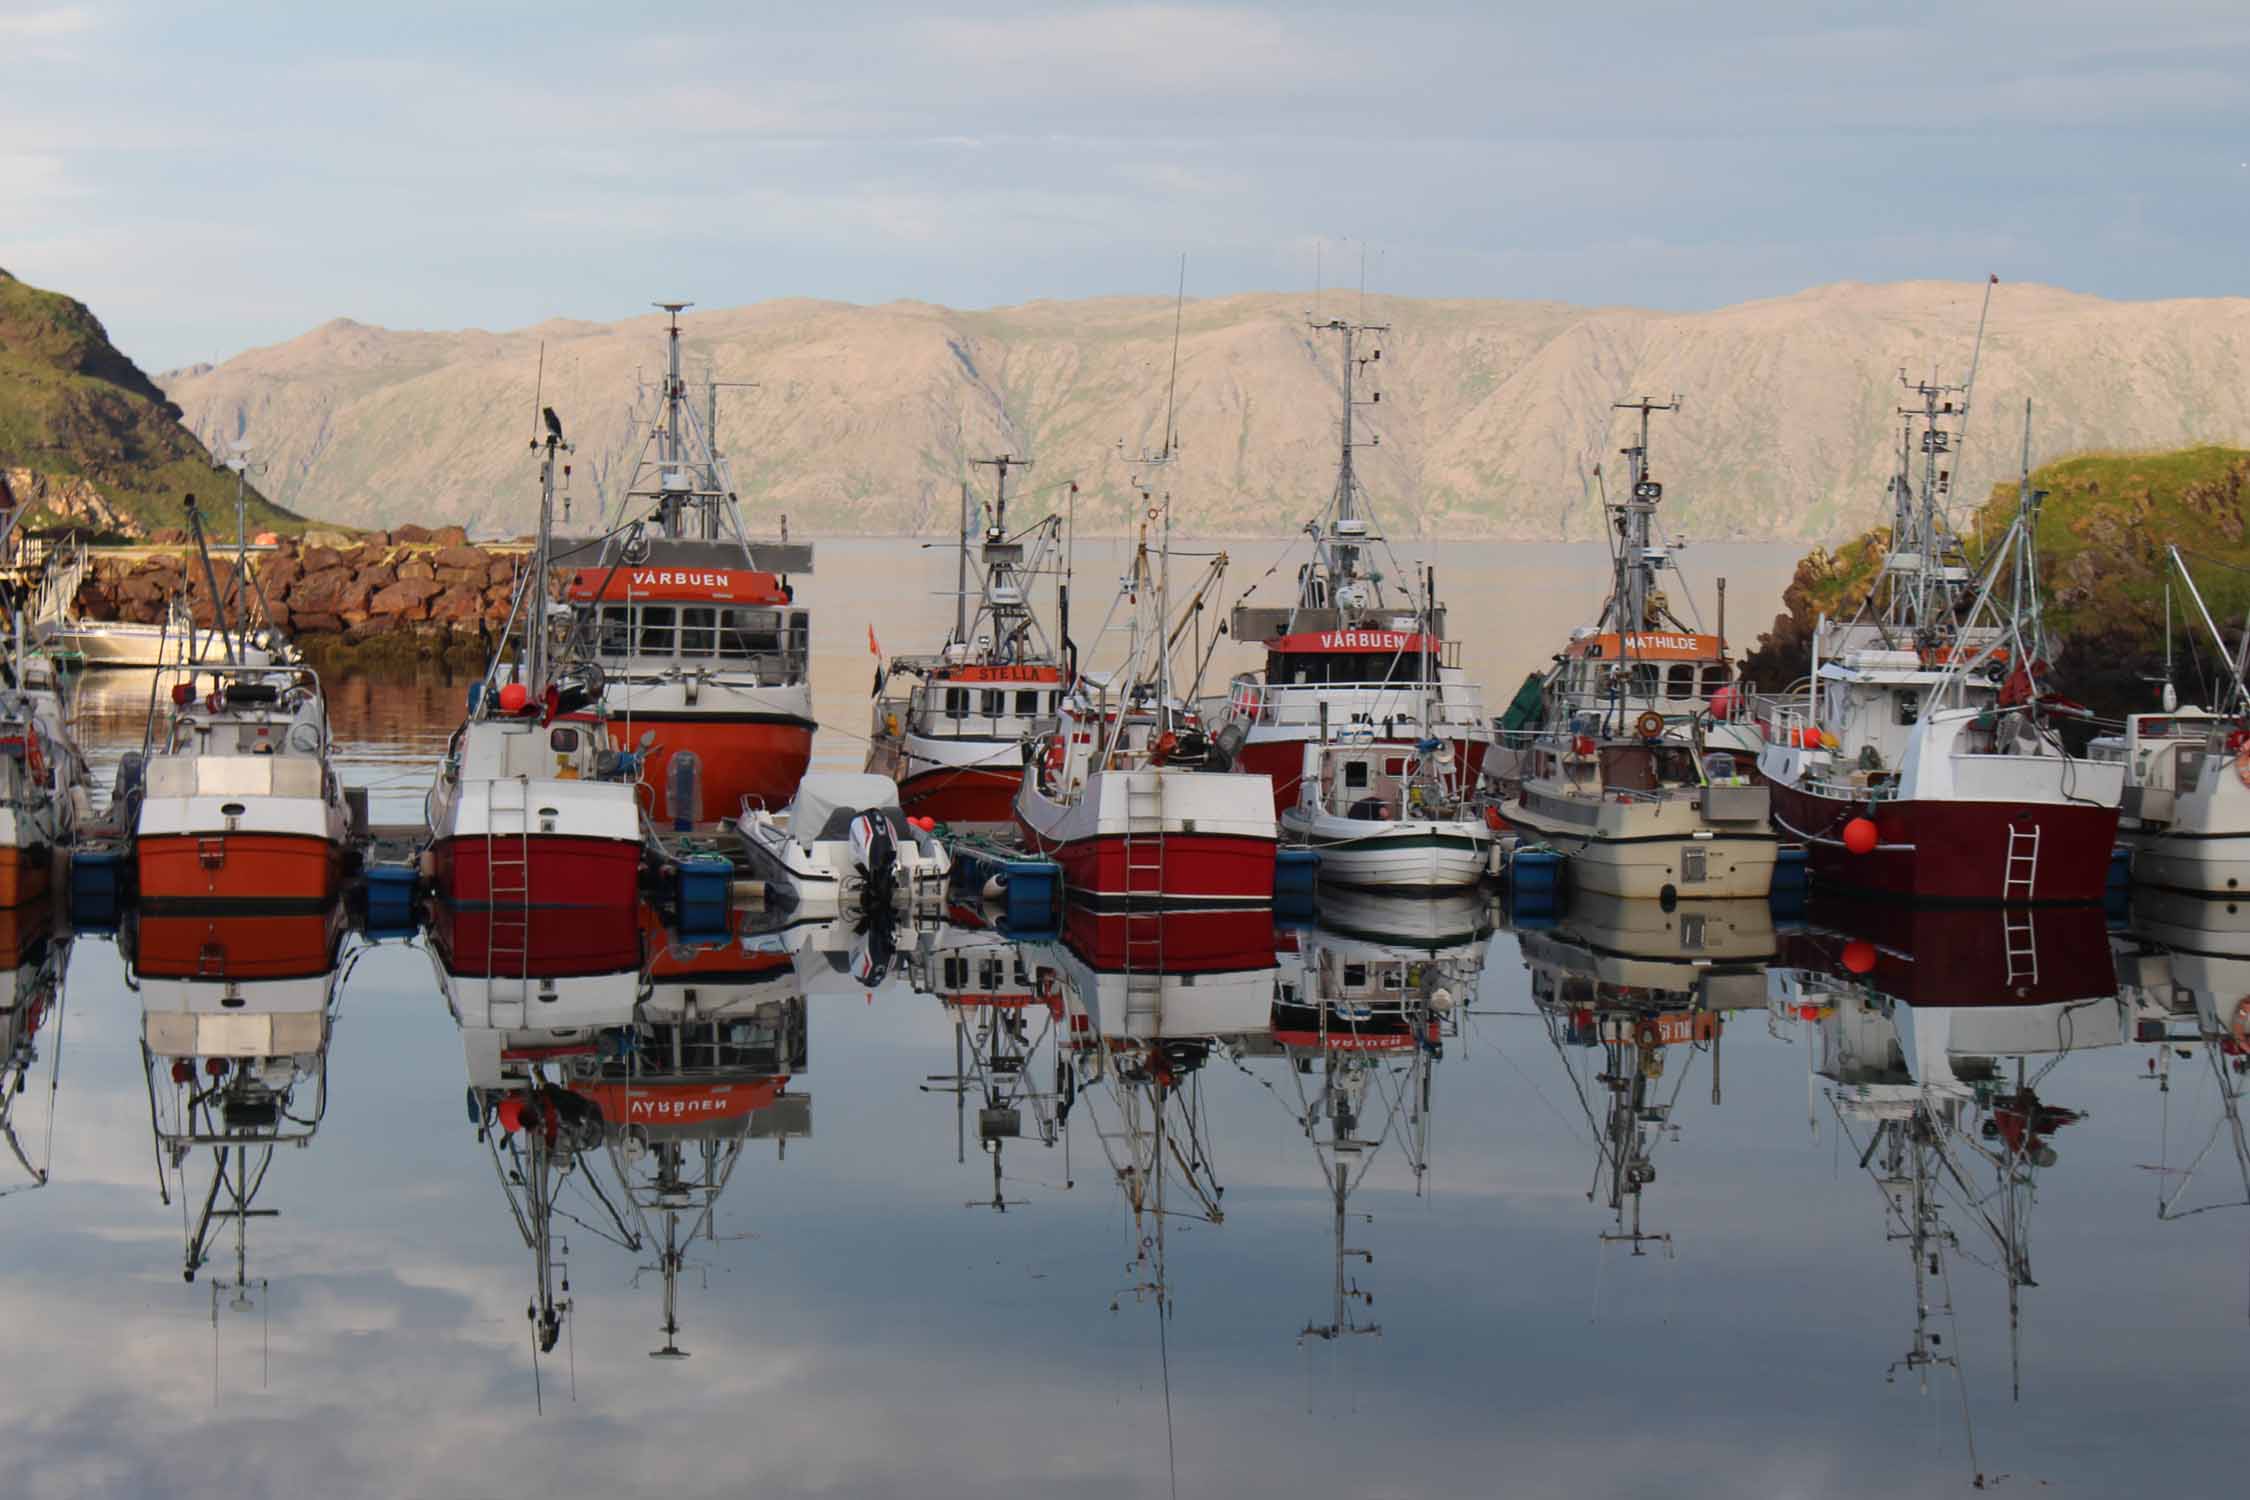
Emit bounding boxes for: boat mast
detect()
[1302,316,1389,620]
[1607,397,1679,639]
[526,409,568,694]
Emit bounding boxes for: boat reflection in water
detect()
[1522,891,1777,1255]
[1260,891,1476,1342]
[436,902,812,1362]
[1776,899,2127,1477]
[130,904,351,1321]
[2117,890,2250,1224]
[0,900,70,1199]
[1032,906,1277,1309]
[908,919,1068,1211]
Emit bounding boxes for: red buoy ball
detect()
[204,1058,229,1077]
[498,682,530,714]
[1842,817,1879,855]
[495,1095,527,1134]
[1842,939,1877,975]
[170,1059,194,1084]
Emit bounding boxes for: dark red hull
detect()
[896,762,1022,826]
[432,833,644,908]
[431,901,647,977]
[1769,778,2119,905]
[1015,826,1277,908]
[1234,734,1488,816]
[1062,903,1279,973]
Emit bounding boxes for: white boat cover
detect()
[787,772,906,848]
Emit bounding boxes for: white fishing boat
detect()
[734,770,952,920]
[0,647,86,907]
[2090,547,2250,896]
[426,407,649,910]
[1280,736,1490,890]
[1501,401,1776,901]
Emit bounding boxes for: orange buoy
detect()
[1842,939,1877,975]
[498,682,530,714]
[495,1095,527,1134]
[1842,817,1879,855]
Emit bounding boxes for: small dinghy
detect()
[735,771,951,919]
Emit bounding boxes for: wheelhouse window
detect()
[1016,690,1041,716]
[1701,663,1731,695]
[944,689,969,720]
[1667,664,1697,700]
[598,606,632,655]
[637,605,676,656]
[720,607,784,660]
[681,606,717,656]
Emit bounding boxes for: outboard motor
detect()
[848,810,899,917]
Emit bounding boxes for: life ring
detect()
[1237,684,1263,720]
[2234,744,2250,790]
[1635,1018,1661,1049]
[1634,710,1665,741]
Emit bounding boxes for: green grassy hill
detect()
[1746,445,2250,716]
[0,267,306,538]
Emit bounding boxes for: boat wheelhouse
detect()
[1206,316,1489,814]
[869,453,1069,827]
[561,303,816,823]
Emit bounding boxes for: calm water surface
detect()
[7,539,2244,1499]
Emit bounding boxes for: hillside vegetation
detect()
[1746,445,2250,717]
[0,268,303,538]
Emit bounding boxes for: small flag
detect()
[1990,273,1999,284]
[868,623,881,659]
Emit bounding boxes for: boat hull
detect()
[1279,821,1489,891]
[894,761,1023,826]
[575,710,813,823]
[136,830,342,908]
[1025,828,1277,909]
[1769,778,2119,904]
[431,833,645,908]
[2128,831,2250,897]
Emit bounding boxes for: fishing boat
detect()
[0,641,87,906]
[426,407,649,909]
[1499,400,1777,901]
[734,771,952,921]
[561,303,816,824]
[1486,396,1759,792]
[2089,548,2250,895]
[1757,394,2123,903]
[909,922,1067,1211]
[868,454,1070,827]
[1014,501,1276,906]
[1204,316,1489,814]
[1281,736,1490,890]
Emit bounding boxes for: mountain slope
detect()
[158,281,2250,541]
[0,268,303,538]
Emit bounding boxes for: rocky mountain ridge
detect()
[158,281,2250,542]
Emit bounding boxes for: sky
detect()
[5,0,2250,372]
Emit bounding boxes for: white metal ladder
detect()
[2001,824,2041,903]
[1121,772,1166,906]
[485,776,533,1014]
[2002,909,2039,989]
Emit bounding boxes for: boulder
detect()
[355,562,398,591]
[300,546,345,575]
[258,553,303,592]
[302,529,355,549]
[289,567,354,613]
[430,585,485,622]
[391,523,432,544]
[397,558,436,583]
[336,576,380,615]
[289,612,344,635]
[434,566,482,586]
[371,580,439,619]
[431,525,468,547]
[433,544,484,571]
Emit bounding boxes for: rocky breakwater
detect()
[71,524,536,667]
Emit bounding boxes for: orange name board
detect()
[1272,1029,1417,1052]
[568,568,788,604]
[1267,631,1442,655]
[1566,632,1721,663]
[939,665,1062,684]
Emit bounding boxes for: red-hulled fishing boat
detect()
[560,303,815,822]
[1757,375,2121,903]
[868,454,1070,827]
[1204,316,1488,814]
